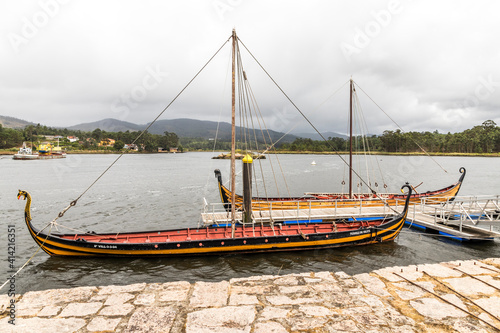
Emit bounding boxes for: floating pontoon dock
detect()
[405,196,500,241]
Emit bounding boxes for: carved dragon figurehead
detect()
[17,190,33,222]
[400,184,413,215]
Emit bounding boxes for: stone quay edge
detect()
[1,258,500,332]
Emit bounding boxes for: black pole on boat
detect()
[242,154,253,223]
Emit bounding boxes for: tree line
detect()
[0,123,180,152]
[280,120,500,154]
[2,120,500,154]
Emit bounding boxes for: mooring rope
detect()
[393,272,500,331]
[423,271,500,325]
[0,224,54,291]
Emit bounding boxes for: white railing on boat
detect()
[200,198,399,226]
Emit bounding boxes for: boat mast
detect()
[230,29,237,237]
[349,78,353,199]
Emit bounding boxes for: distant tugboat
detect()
[37,142,66,159]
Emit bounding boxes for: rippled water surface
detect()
[1,153,500,294]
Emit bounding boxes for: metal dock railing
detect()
[406,195,500,241]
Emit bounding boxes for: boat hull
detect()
[214,167,465,210]
[13,153,66,160]
[18,182,410,258]
[26,216,406,257]
[37,153,67,159]
[13,154,39,160]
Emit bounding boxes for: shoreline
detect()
[1,258,499,332]
[2,149,500,157]
[0,150,181,155]
[271,150,500,157]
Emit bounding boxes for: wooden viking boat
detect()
[18,187,411,257]
[214,76,466,211]
[18,30,414,257]
[215,167,466,211]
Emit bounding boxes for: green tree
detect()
[113,140,125,151]
[92,128,102,142]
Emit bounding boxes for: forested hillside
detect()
[0,124,180,152]
[280,120,500,154]
[2,120,500,154]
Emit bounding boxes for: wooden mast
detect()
[349,78,353,199]
[230,29,237,237]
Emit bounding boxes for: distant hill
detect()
[0,115,36,128]
[70,117,299,143]
[0,115,304,143]
[147,118,227,138]
[147,119,297,143]
[292,131,348,140]
[67,118,142,132]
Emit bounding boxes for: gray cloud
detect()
[1,0,499,136]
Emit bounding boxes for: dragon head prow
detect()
[18,190,28,200]
[18,190,33,223]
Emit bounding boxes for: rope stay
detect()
[5,36,232,289]
[354,82,448,174]
[237,37,398,212]
[233,39,291,200]
[50,36,232,224]
[352,87,388,194]
[262,80,350,155]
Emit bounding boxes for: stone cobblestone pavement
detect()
[1,258,500,332]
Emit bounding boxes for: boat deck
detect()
[61,219,385,244]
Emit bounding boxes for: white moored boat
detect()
[12,143,38,160]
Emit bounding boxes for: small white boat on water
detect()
[12,143,38,160]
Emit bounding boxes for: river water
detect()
[1,152,500,294]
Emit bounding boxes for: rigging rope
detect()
[261,80,350,155]
[210,47,232,162]
[353,87,386,195]
[5,36,233,285]
[199,46,233,227]
[354,82,448,174]
[50,36,232,223]
[236,43,291,198]
[0,224,54,292]
[237,38,397,212]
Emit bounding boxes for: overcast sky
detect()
[1,0,499,135]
